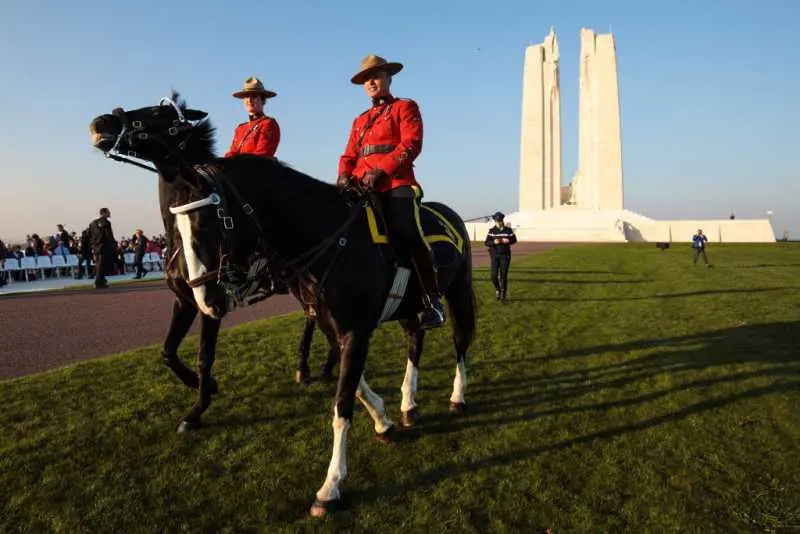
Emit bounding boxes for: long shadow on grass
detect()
[343,381,799,508]
[513,287,800,302]
[343,321,800,507]
[506,267,631,276]
[505,276,653,285]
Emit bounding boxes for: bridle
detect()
[104,96,194,174]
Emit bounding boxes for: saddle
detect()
[364,201,464,267]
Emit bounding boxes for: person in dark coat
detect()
[132,229,148,279]
[484,211,517,302]
[89,207,116,288]
[692,228,710,267]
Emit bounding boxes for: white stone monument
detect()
[463,27,775,244]
[573,28,624,210]
[519,28,562,212]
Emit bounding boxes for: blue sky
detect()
[1,0,797,243]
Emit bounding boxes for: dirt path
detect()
[0,242,560,380]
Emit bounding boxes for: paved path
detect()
[0,242,560,380]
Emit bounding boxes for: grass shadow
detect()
[343,320,800,508]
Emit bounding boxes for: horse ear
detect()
[184,109,208,121]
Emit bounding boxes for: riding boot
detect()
[411,244,445,330]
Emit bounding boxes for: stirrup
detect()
[419,295,445,330]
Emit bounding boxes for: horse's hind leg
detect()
[445,269,477,415]
[178,313,221,432]
[296,316,316,384]
[399,317,425,428]
[162,299,216,394]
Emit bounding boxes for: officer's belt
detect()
[359,144,395,157]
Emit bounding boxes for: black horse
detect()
[89,92,477,517]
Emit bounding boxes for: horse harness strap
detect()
[174,163,364,311]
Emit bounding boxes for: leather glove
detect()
[336,174,352,188]
[361,168,385,190]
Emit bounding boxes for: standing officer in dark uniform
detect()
[89,207,116,289]
[484,212,517,302]
[132,228,148,279]
[336,54,444,330]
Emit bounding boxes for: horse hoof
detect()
[449,402,467,414]
[375,424,396,443]
[310,497,340,518]
[296,370,310,384]
[399,408,420,428]
[177,420,202,433]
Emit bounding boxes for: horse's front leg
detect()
[177,313,222,433]
[399,318,425,428]
[161,300,199,385]
[296,316,316,384]
[310,327,371,517]
[318,313,341,382]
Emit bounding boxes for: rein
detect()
[169,165,366,305]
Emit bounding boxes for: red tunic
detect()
[338,96,423,193]
[224,115,280,158]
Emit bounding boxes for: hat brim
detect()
[232,89,277,99]
[351,62,403,85]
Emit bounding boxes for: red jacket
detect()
[338,96,423,193]
[225,115,280,158]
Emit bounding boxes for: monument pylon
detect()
[572,28,624,210]
[518,27,562,212]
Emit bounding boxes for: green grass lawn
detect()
[2,243,798,533]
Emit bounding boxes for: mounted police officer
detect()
[225,77,280,159]
[224,77,291,297]
[336,54,444,330]
[484,211,517,302]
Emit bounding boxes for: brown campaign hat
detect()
[351,54,403,85]
[232,76,277,99]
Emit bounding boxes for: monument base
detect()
[464,207,775,243]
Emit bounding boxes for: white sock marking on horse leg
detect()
[315,407,351,503]
[400,359,418,412]
[449,360,467,405]
[356,375,394,434]
[174,213,215,317]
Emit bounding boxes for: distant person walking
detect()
[89,207,116,288]
[132,229,148,279]
[692,228,710,266]
[484,211,517,302]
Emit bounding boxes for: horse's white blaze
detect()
[449,360,467,405]
[400,359,419,412]
[356,375,394,434]
[174,213,216,318]
[316,407,351,503]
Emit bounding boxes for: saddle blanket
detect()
[365,203,464,323]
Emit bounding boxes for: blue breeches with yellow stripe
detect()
[373,186,440,296]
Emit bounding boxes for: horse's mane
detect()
[171,91,217,162]
[222,155,343,203]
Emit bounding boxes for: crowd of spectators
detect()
[0,224,167,283]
